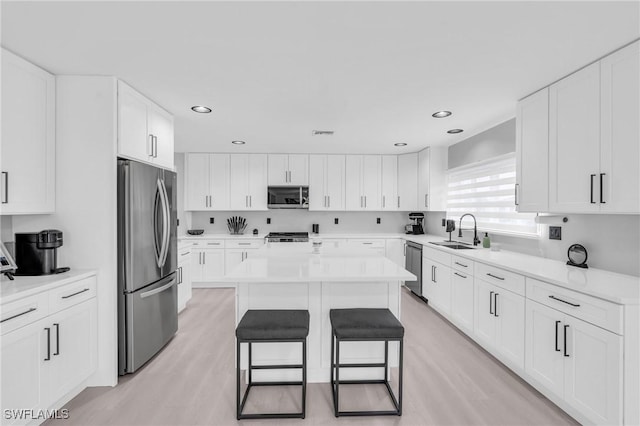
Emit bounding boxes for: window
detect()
[446,153,538,237]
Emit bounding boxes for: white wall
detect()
[0,216,12,245]
[12,76,119,386]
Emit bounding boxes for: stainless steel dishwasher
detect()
[404,241,423,297]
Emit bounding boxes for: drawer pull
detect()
[180,252,190,256]
[45,327,51,361]
[207,243,221,246]
[454,272,467,278]
[563,324,570,357]
[548,295,580,308]
[454,262,468,268]
[362,242,373,245]
[61,288,90,299]
[555,321,561,352]
[486,273,505,281]
[1,307,37,323]
[238,243,251,246]
[489,291,494,315]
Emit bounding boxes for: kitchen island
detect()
[224,243,416,383]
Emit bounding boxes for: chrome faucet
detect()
[458,214,481,246]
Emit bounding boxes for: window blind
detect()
[446,153,538,236]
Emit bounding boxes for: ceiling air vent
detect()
[312,130,334,136]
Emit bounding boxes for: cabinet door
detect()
[288,154,309,186]
[427,147,448,211]
[450,270,474,333]
[549,63,601,213]
[525,300,564,397]
[225,249,245,275]
[381,155,398,211]
[229,154,249,210]
[181,259,192,303]
[185,154,210,210]
[345,155,363,210]
[308,155,326,210]
[474,279,497,346]
[1,50,55,215]
[418,148,430,210]
[431,261,451,315]
[210,154,230,210]
[563,316,622,425]
[248,154,268,210]
[267,154,288,186]
[325,155,345,211]
[202,249,225,280]
[190,250,204,282]
[362,155,381,210]
[600,40,640,213]
[48,299,97,403]
[117,81,151,163]
[148,104,174,169]
[494,289,525,368]
[422,258,436,301]
[516,88,549,212]
[1,320,48,424]
[397,153,418,211]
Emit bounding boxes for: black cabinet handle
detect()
[1,171,7,204]
[53,323,60,356]
[433,266,437,283]
[61,288,90,299]
[590,174,596,204]
[494,293,499,317]
[489,291,494,315]
[563,324,570,357]
[486,273,505,281]
[44,327,51,361]
[454,272,466,278]
[514,183,519,206]
[555,321,561,352]
[600,173,606,204]
[1,307,36,323]
[454,262,468,268]
[548,295,580,307]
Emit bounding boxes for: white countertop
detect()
[224,244,416,283]
[1,269,97,304]
[180,233,267,240]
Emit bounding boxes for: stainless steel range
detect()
[266,232,309,242]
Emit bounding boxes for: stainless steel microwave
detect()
[267,186,309,209]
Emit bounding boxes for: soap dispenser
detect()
[482,232,491,248]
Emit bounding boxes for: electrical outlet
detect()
[177,219,180,226]
[549,226,562,240]
[334,218,339,225]
[442,218,446,227]
[209,217,214,224]
[377,218,381,224]
[266,218,271,224]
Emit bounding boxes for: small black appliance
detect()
[14,230,69,276]
[405,212,425,235]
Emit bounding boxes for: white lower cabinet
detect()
[525,298,623,425]
[474,277,525,369]
[450,269,474,334]
[1,274,97,426]
[177,246,193,312]
[422,258,452,315]
[191,248,225,282]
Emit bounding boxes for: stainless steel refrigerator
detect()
[117,159,178,375]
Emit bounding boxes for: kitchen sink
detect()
[429,241,476,250]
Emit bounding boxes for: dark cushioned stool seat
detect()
[236,309,310,340]
[330,308,404,340]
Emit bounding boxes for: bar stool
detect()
[236,309,309,420]
[329,308,404,417]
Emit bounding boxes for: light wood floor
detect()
[45,288,578,426]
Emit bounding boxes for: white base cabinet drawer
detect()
[526,278,623,334]
[48,276,97,314]
[475,262,525,296]
[450,269,474,333]
[1,292,49,335]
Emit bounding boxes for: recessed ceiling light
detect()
[312,130,335,136]
[447,129,464,134]
[191,105,212,113]
[394,143,407,147]
[231,140,246,145]
[432,111,452,118]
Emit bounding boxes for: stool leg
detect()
[248,342,252,385]
[302,338,307,419]
[398,338,404,416]
[384,340,389,382]
[335,336,340,417]
[236,338,241,420]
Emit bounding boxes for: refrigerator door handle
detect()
[140,278,176,299]
[153,179,163,267]
[158,178,171,268]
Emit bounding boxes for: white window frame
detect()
[446,153,540,238]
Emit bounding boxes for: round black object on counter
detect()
[566,244,588,269]
[187,229,204,235]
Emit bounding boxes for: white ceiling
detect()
[2,1,638,154]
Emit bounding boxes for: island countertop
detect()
[224,243,416,282]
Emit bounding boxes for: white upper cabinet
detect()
[184,153,230,211]
[516,88,549,212]
[1,49,55,215]
[418,147,447,211]
[309,155,345,211]
[346,155,381,210]
[549,62,601,213]
[230,154,267,210]
[397,153,418,211]
[117,81,174,170]
[600,40,640,213]
[267,154,308,186]
[381,155,398,211]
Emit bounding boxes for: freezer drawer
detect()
[121,272,178,374]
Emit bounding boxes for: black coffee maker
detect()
[14,230,69,276]
[405,212,425,235]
